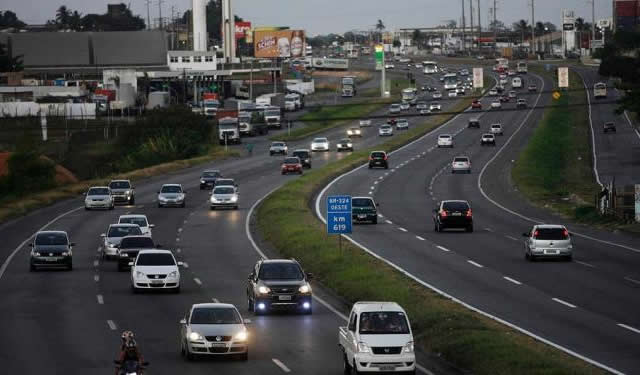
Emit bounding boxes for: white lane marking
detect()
[368,192,373,195]
[623,110,640,140]
[97,294,104,305]
[398,227,408,232]
[503,276,522,285]
[183,220,188,224]
[377,214,384,218]
[467,260,484,268]
[624,276,640,285]
[476,73,640,255]
[212,298,219,303]
[97,246,102,253]
[617,323,640,335]
[107,320,117,330]
[272,358,291,373]
[0,206,83,281]
[575,260,595,268]
[416,236,426,241]
[574,69,603,187]
[505,235,519,241]
[552,298,577,309]
[182,262,189,269]
[378,176,384,180]
[178,228,183,233]
[385,220,393,225]
[436,245,450,252]
[93,260,99,268]
[194,278,202,285]
[484,228,494,232]
[136,205,144,208]
[94,274,100,282]
[373,181,379,185]
[176,248,182,253]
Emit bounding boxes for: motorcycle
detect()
[114,359,149,375]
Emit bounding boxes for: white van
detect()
[512,77,523,88]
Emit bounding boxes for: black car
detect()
[352,197,378,224]
[368,151,388,169]
[603,122,616,133]
[200,170,222,190]
[117,236,156,271]
[246,259,313,315]
[30,231,74,271]
[336,138,354,152]
[468,118,480,128]
[433,200,473,232]
[292,149,312,168]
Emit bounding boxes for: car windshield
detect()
[340,139,351,143]
[35,233,67,246]
[190,307,241,325]
[109,181,130,189]
[215,179,235,186]
[491,125,501,128]
[484,134,494,138]
[390,105,399,109]
[202,171,221,178]
[214,187,235,195]
[371,152,386,158]
[259,262,304,280]
[120,237,154,249]
[535,228,568,240]
[119,217,148,227]
[108,226,142,238]
[293,151,309,158]
[272,142,285,147]
[353,198,375,208]
[161,186,182,193]
[313,138,327,143]
[284,158,300,164]
[443,201,470,211]
[454,157,469,163]
[398,119,408,124]
[381,125,391,130]
[88,188,109,195]
[359,311,410,335]
[136,253,175,266]
[439,135,451,139]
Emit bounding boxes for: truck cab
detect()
[339,302,416,373]
[264,107,282,128]
[203,99,220,118]
[342,76,357,97]
[284,94,299,111]
[218,117,241,145]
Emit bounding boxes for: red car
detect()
[281,157,303,175]
[471,99,482,109]
[499,95,510,103]
[387,118,398,126]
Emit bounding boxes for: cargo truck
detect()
[341,76,357,97]
[217,116,241,145]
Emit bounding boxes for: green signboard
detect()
[375,44,384,71]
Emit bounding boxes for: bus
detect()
[422,61,438,74]
[516,61,528,74]
[593,82,607,99]
[443,73,458,90]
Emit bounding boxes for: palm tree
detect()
[575,17,585,50]
[376,19,385,32]
[512,19,529,47]
[535,21,545,36]
[56,6,71,28]
[412,29,423,49]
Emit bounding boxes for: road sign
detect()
[327,195,352,234]
[375,44,384,71]
[558,67,569,88]
[553,91,561,100]
[473,68,484,89]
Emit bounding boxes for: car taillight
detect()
[383,155,388,160]
[466,209,472,217]
[533,230,539,238]
[369,156,373,161]
[440,210,448,218]
[563,229,569,238]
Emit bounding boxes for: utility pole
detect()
[591,0,595,55]
[157,0,164,30]
[493,0,497,55]
[145,0,152,30]
[469,0,474,51]
[461,0,466,52]
[531,0,535,54]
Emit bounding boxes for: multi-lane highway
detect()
[0,62,467,374]
[318,68,640,374]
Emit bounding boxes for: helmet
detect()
[121,331,134,341]
[125,339,137,349]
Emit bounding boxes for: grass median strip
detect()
[257,93,602,373]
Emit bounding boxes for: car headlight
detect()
[568,245,573,249]
[178,194,185,200]
[120,253,129,257]
[189,332,204,342]
[33,252,41,257]
[125,190,131,196]
[168,271,178,278]
[347,143,353,147]
[231,196,238,203]
[210,196,219,203]
[258,286,271,295]
[234,330,248,342]
[403,341,414,353]
[136,271,145,278]
[298,284,311,294]
[107,242,118,249]
[158,196,167,201]
[61,252,70,257]
[200,179,206,184]
[357,342,371,353]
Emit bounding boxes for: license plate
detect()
[278,295,292,301]
[210,342,226,347]
[45,257,57,262]
[151,279,163,284]
[545,250,559,255]
[452,212,462,216]
[358,215,367,219]
[380,365,396,371]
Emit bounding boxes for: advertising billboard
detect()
[254,30,305,58]
[235,22,251,40]
[311,58,349,70]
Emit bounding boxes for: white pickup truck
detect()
[338,302,416,373]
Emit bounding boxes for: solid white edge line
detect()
[623,276,640,285]
[552,297,578,309]
[575,260,595,268]
[467,260,484,268]
[107,320,117,330]
[503,276,522,285]
[272,358,291,373]
[573,69,603,187]
[416,236,426,241]
[476,73,640,254]
[312,72,624,375]
[193,277,202,285]
[617,323,640,335]
[623,110,640,140]
[436,245,450,252]
[0,206,84,281]
[398,227,408,232]
[97,294,104,305]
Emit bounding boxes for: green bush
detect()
[4,149,56,197]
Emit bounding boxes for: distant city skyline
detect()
[4,0,611,36]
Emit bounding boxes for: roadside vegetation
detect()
[257,90,599,373]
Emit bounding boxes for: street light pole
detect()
[591,0,595,55]
[531,0,536,54]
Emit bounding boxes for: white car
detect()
[400,102,410,111]
[448,90,457,98]
[101,224,143,260]
[508,90,517,99]
[84,186,114,210]
[432,92,442,99]
[396,119,409,130]
[451,156,471,174]
[385,63,395,69]
[414,63,423,69]
[269,141,288,156]
[430,102,441,111]
[499,78,508,85]
[490,123,504,135]
[456,87,465,96]
[210,185,239,210]
[311,137,330,152]
[491,100,502,109]
[416,102,428,110]
[480,133,496,146]
[347,127,362,137]
[359,119,372,127]
[157,184,186,208]
[130,250,182,293]
[419,109,431,115]
[437,134,453,148]
[389,104,401,114]
[378,124,393,136]
[489,88,498,96]
[118,214,154,237]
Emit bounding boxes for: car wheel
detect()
[466,225,474,233]
[435,222,440,232]
[117,263,124,272]
[158,203,162,208]
[67,263,73,271]
[109,205,114,210]
[384,165,388,169]
[29,264,36,272]
[299,171,303,175]
[132,285,139,294]
[565,255,573,262]
[343,354,352,374]
[247,296,254,312]
[467,170,471,174]
[130,197,135,205]
[239,350,249,361]
[173,285,181,294]
[372,217,378,224]
[368,165,372,169]
[270,152,274,156]
[181,202,186,208]
[84,206,90,211]
[210,206,216,211]
[185,343,195,361]
[281,171,286,175]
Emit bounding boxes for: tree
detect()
[575,17,585,49]
[0,10,26,29]
[446,20,457,29]
[392,39,401,48]
[597,30,640,117]
[543,22,557,33]
[0,41,23,72]
[412,29,424,48]
[512,19,529,46]
[489,19,505,32]
[535,21,545,36]
[55,5,71,28]
[375,19,385,32]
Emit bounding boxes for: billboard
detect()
[235,22,251,40]
[254,30,305,58]
[312,58,349,70]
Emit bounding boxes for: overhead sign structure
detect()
[375,44,384,71]
[473,68,484,89]
[327,195,352,234]
[312,58,349,70]
[558,67,569,88]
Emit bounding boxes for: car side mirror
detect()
[141,361,149,367]
[113,360,121,365]
[149,224,155,228]
[156,191,160,194]
[306,272,314,280]
[522,233,529,237]
[179,319,187,324]
[248,273,254,280]
[70,242,76,247]
[100,233,106,238]
[243,318,252,325]
[155,244,162,248]
[128,262,134,266]
[177,261,184,267]
[29,243,34,247]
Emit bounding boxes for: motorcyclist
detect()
[115,331,145,375]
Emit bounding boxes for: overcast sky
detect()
[5,0,611,36]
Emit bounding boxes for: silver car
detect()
[490,123,504,135]
[118,214,154,237]
[378,124,393,136]
[451,156,471,174]
[101,224,143,260]
[523,224,573,261]
[269,141,288,156]
[108,180,135,205]
[310,137,330,152]
[432,92,442,99]
[210,186,239,210]
[157,184,186,208]
[416,102,428,110]
[430,102,441,111]
[180,303,250,361]
[400,102,410,111]
[84,186,114,210]
[389,104,401,114]
[396,119,409,130]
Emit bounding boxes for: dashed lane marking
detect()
[272,359,291,373]
[467,260,484,268]
[398,227,408,232]
[194,278,202,285]
[503,276,522,285]
[107,320,117,330]
[624,276,640,285]
[93,260,99,268]
[94,274,100,282]
[552,298,577,309]
[385,220,393,225]
[97,294,104,305]
[575,260,595,268]
[436,245,450,252]
[416,236,425,241]
[617,323,640,335]
[505,235,519,241]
